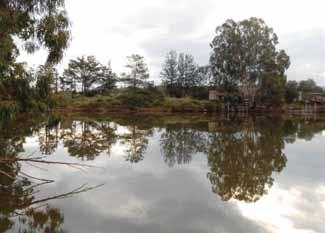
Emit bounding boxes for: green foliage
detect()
[189,86,209,100]
[63,56,101,94]
[0,101,19,119]
[285,80,299,103]
[298,79,323,93]
[0,0,70,114]
[99,62,118,92]
[163,97,220,112]
[62,56,118,95]
[210,17,290,104]
[160,51,178,96]
[258,75,286,106]
[160,51,207,97]
[284,79,324,104]
[0,0,70,68]
[121,54,149,88]
[116,87,164,108]
[0,64,35,112]
[35,65,55,102]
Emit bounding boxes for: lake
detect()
[1,114,324,233]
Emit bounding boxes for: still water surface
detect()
[1,114,325,233]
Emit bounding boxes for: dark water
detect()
[1,114,325,233]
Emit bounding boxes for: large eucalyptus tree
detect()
[210,17,290,104]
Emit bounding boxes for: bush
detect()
[116,87,165,109]
[189,86,209,100]
[201,100,221,112]
[51,93,72,108]
[163,97,203,112]
[163,97,221,112]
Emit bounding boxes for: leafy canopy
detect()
[121,54,149,89]
[0,0,71,70]
[210,17,290,93]
[62,56,117,94]
[63,56,102,93]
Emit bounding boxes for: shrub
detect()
[163,97,203,112]
[116,87,165,108]
[189,86,209,100]
[163,97,221,112]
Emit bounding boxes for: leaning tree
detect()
[0,0,71,71]
[0,0,70,109]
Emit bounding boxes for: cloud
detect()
[17,0,325,85]
[281,29,325,85]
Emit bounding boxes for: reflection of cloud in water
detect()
[3,115,325,233]
[51,164,267,233]
[238,186,308,233]
[238,185,325,233]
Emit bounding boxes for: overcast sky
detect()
[19,0,325,85]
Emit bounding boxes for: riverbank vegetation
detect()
[1,0,324,118]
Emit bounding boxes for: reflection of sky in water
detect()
[16,124,325,233]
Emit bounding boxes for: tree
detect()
[0,63,34,111]
[160,51,204,97]
[63,56,102,94]
[210,17,290,104]
[121,54,149,89]
[177,53,199,96]
[53,68,60,94]
[0,0,70,72]
[35,65,56,102]
[258,75,286,106]
[59,72,76,94]
[0,0,70,112]
[160,51,178,96]
[285,80,299,103]
[99,62,118,92]
[298,79,323,93]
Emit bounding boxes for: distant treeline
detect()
[0,0,323,116]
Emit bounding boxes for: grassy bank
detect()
[53,91,325,115]
[54,94,222,113]
[4,92,323,116]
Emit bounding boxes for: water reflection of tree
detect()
[0,167,99,232]
[38,116,61,155]
[18,206,66,233]
[0,157,100,232]
[0,116,39,158]
[120,125,153,163]
[60,120,117,160]
[160,125,208,167]
[207,118,287,202]
[0,159,65,233]
[0,116,101,232]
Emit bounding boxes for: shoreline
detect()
[53,106,325,116]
